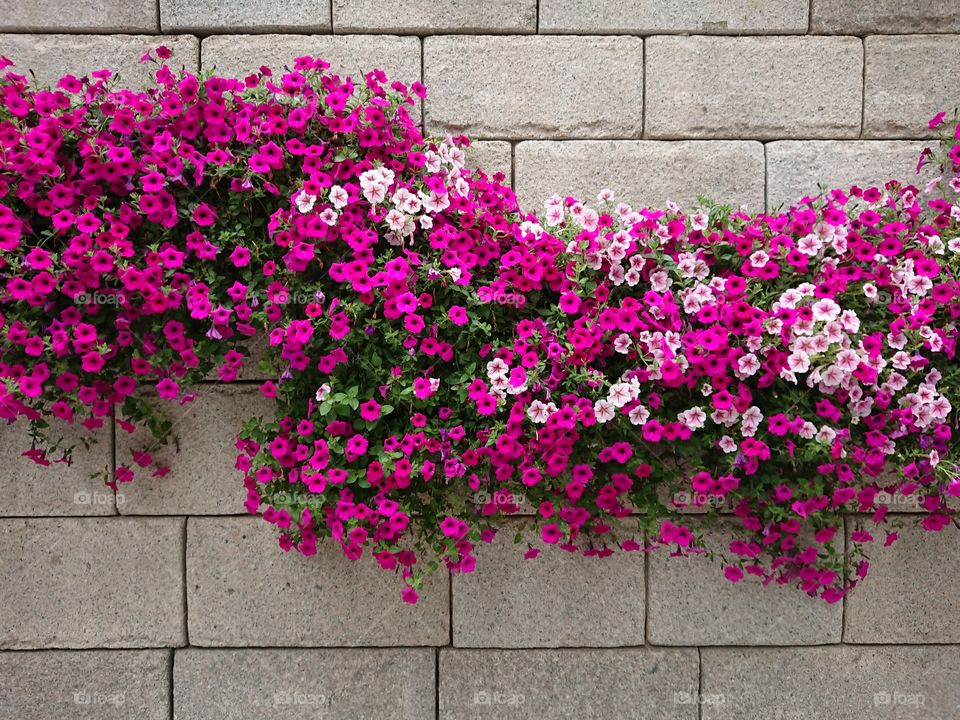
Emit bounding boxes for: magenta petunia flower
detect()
[156,379,179,399]
[359,399,381,422]
[558,291,581,314]
[448,305,468,326]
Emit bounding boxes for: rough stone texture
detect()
[766,140,930,209]
[465,141,513,183]
[233,333,280,381]
[540,0,809,34]
[0,0,157,32]
[812,0,960,34]
[701,646,960,719]
[0,650,170,720]
[174,648,435,719]
[117,386,273,515]
[333,0,536,33]
[0,35,199,86]
[202,33,422,121]
[0,518,185,648]
[201,34,420,83]
[515,141,765,213]
[440,648,699,719]
[845,521,960,643]
[187,517,449,646]
[161,0,331,33]
[424,36,644,139]
[453,524,645,647]
[647,521,841,645]
[646,36,862,139]
[0,419,114,517]
[864,35,960,138]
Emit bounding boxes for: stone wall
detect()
[2,2,960,718]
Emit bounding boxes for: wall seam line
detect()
[841,514,849,642]
[420,37,425,137]
[763,141,769,213]
[109,406,119,515]
[860,36,867,138]
[643,531,650,644]
[182,517,190,647]
[435,646,441,720]
[168,648,175,720]
[697,647,703,720]
[641,37,647,138]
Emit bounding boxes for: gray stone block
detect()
[0,650,170,720]
[201,33,420,83]
[117,386,273,515]
[812,0,960,33]
[0,518,185,648]
[701,646,960,719]
[198,332,277,382]
[540,0,809,34]
[766,140,931,210]
[647,520,841,645]
[0,0,158,32]
[452,523,645,647]
[646,36,862,139]
[845,520,960,643]
[0,419,114,517]
[333,0,536,33]
[161,0,331,32]
[515,140,765,213]
[439,648,699,719]
[232,333,280,381]
[174,648,435,719]
[0,34,199,87]
[186,517,449,646]
[465,141,513,183]
[424,36,644,139]
[864,35,960,138]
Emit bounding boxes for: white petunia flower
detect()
[527,400,553,424]
[295,191,317,214]
[486,358,510,379]
[679,406,706,430]
[385,209,406,233]
[718,436,737,453]
[628,403,650,426]
[690,209,708,231]
[328,184,349,209]
[737,353,760,377]
[614,333,632,354]
[749,250,770,267]
[593,399,616,424]
[607,383,634,408]
[545,205,565,227]
[787,350,811,374]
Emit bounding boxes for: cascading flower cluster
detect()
[0,48,435,485]
[468,162,960,602]
[1,50,958,605]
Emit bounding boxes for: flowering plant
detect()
[0,48,433,484]
[1,49,958,604]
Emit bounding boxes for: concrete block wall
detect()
[2,2,960,718]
